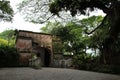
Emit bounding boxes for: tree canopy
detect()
[18,0,80,23]
[49,0,120,34]
[41,16,103,55]
[0,29,16,46]
[0,1,13,21]
[49,0,111,16]
[49,0,120,64]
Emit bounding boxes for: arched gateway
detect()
[33,46,51,67]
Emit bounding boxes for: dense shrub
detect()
[0,44,20,67]
[73,53,97,70]
[73,53,120,74]
[0,38,8,45]
[92,64,120,74]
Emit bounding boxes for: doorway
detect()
[44,48,51,67]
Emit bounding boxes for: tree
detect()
[41,21,62,33]
[0,1,13,21]
[41,21,83,54]
[41,20,88,55]
[18,0,79,23]
[0,29,16,45]
[0,38,8,45]
[49,0,120,64]
[41,16,104,70]
[41,16,103,54]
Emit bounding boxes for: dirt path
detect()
[0,68,119,80]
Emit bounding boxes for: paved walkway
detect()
[0,68,119,80]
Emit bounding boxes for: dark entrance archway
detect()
[44,48,51,67]
[32,46,51,67]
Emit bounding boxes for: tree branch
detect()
[79,0,110,14]
[85,15,108,35]
[38,14,54,23]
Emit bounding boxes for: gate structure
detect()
[16,30,53,67]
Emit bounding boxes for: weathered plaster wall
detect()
[16,39,32,52]
[17,31,53,52]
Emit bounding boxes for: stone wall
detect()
[53,54,73,68]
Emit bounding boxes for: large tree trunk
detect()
[101,2,120,64]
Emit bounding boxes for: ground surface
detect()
[0,67,120,80]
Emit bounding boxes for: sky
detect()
[0,0,44,33]
[0,0,105,33]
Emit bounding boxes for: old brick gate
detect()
[16,30,53,67]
